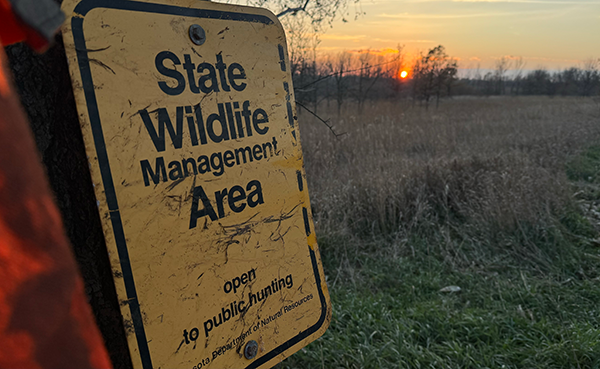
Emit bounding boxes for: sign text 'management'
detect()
[138,51,282,229]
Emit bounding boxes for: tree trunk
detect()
[6,36,132,369]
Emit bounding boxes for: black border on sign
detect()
[70,1,328,368]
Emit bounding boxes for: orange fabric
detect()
[0,0,49,52]
[0,0,26,46]
[0,48,112,368]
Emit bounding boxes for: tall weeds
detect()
[300,97,600,274]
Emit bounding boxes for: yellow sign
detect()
[61,1,331,367]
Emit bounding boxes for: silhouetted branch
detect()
[295,101,346,138]
[297,55,401,91]
[277,0,310,17]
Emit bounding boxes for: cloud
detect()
[403,39,435,43]
[378,11,526,19]
[491,55,527,61]
[316,46,345,51]
[347,47,402,56]
[320,34,367,42]
[522,56,583,63]
[377,6,570,22]
[371,37,396,43]
[369,37,434,43]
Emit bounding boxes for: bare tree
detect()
[412,45,458,109]
[386,45,405,97]
[522,69,551,95]
[580,58,600,97]
[283,12,322,110]
[556,67,580,96]
[493,56,511,95]
[230,0,363,28]
[436,59,458,106]
[354,51,385,113]
[510,56,526,95]
[232,0,365,113]
[327,51,352,116]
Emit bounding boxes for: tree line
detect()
[457,57,600,97]
[289,45,600,112]
[291,45,459,112]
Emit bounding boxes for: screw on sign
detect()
[189,24,206,46]
[244,340,259,360]
[60,0,332,368]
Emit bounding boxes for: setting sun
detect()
[400,70,408,79]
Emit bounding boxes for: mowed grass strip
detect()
[276,97,600,368]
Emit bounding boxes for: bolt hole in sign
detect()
[61,1,331,368]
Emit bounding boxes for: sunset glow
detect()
[224,0,599,70]
[313,0,600,70]
[400,71,408,79]
[347,47,401,57]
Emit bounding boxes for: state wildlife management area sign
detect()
[61,1,331,368]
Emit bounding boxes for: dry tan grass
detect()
[298,96,600,270]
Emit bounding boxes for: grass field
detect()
[276,96,600,368]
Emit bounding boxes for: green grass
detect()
[275,99,600,369]
[279,236,600,368]
[567,145,600,183]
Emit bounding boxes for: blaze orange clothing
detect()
[0,8,113,367]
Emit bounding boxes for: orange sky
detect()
[223,0,600,70]
[316,0,600,70]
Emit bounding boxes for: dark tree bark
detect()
[6,35,132,369]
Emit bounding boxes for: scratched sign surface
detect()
[61,1,331,368]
